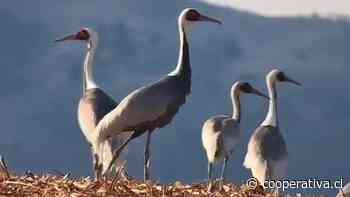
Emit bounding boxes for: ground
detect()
[0,156,273,197]
[0,175,270,196]
[0,170,268,196]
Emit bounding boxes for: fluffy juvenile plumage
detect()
[202,115,240,163]
[243,126,288,183]
[244,69,301,185]
[202,81,268,191]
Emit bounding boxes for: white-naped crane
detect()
[202,81,268,191]
[243,69,301,187]
[55,28,131,179]
[95,8,222,181]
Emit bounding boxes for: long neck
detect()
[83,42,98,93]
[231,89,241,122]
[168,26,191,81]
[261,78,278,127]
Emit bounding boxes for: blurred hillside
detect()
[0,0,349,195]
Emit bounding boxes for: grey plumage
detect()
[108,74,190,133]
[97,29,190,138]
[55,28,130,179]
[79,81,133,179]
[244,69,301,186]
[97,8,221,180]
[78,88,117,137]
[202,115,240,163]
[96,18,191,181]
[202,81,268,191]
[96,55,191,179]
[251,126,287,161]
[78,88,130,177]
[202,115,240,191]
[243,126,288,183]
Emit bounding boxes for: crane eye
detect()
[76,29,90,40]
[186,9,200,21]
[241,83,252,93]
[276,72,286,81]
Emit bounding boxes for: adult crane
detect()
[202,81,268,191]
[55,28,130,179]
[95,8,222,181]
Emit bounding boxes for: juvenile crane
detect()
[95,8,222,181]
[243,69,301,186]
[55,28,130,179]
[202,81,268,191]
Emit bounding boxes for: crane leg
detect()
[88,144,100,180]
[93,152,98,178]
[207,162,213,192]
[104,132,135,176]
[91,147,97,177]
[93,153,102,180]
[219,156,228,190]
[144,130,152,181]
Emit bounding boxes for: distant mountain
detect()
[0,0,349,195]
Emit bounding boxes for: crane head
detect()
[55,28,91,42]
[235,82,269,99]
[179,8,222,33]
[55,28,98,49]
[269,69,302,86]
[183,8,222,24]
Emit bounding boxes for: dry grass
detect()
[0,175,270,197]
[0,156,270,197]
[0,173,270,197]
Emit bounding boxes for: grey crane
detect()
[243,69,301,187]
[94,8,222,181]
[202,81,268,191]
[55,28,130,179]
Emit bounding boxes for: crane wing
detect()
[96,75,189,140]
[78,88,132,175]
[255,126,288,161]
[78,88,118,144]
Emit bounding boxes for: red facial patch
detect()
[76,29,90,40]
[185,9,200,21]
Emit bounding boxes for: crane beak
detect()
[198,14,222,25]
[285,76,302,86]
[54,34,76,42]
[251,88,269,100]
